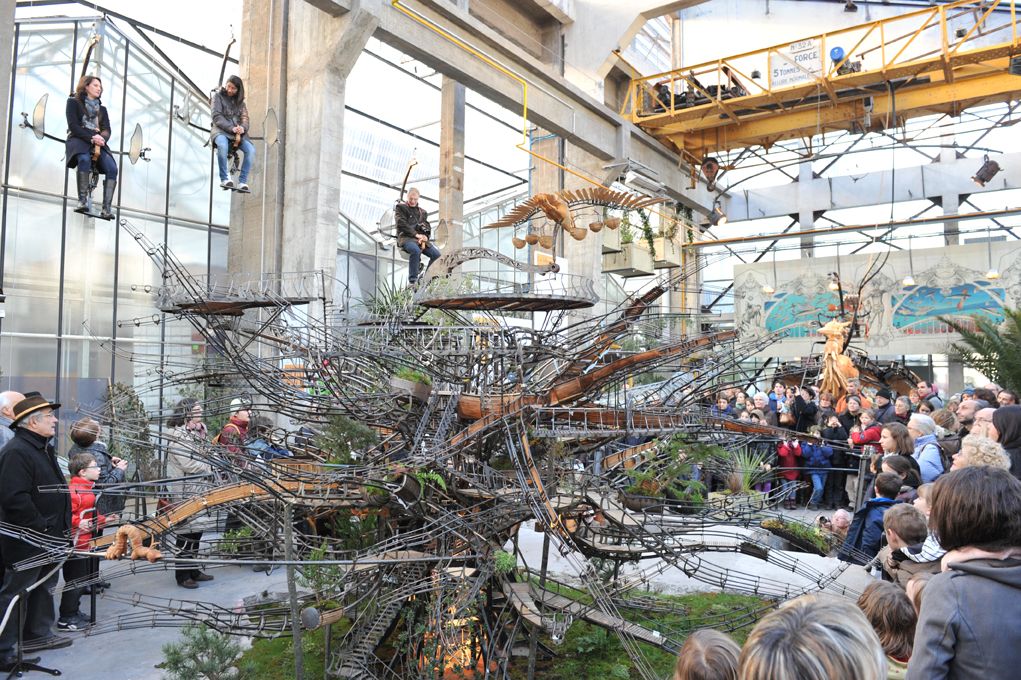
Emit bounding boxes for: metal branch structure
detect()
[1,208,875,679]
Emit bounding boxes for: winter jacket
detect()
[394,201,431,247]
[210,89,250,144]
[992,405,1021,480]
[838,410,861,433]
[65,95,112,168]
[851,423,883,449]
[875,400,897,424]
[69,476,107,550]
[710,404,733,418]
[822,425,850,467]
[165,424,216,532]
[802,442,833,470]
[907,557,1021,679]
[0,429,71,565]
[69,440,126,514]
[776,441,802,481]
[791,394,818,433]
[912,433,944,483]
[837,496,898,565]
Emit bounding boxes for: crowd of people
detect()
[686,377,1021,679]
[0,392,291,668]
[673,464,1021,680]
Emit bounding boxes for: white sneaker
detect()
[236,182,251,193]
[220,179,234,190]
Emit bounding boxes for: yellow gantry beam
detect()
[622,0,1021,160]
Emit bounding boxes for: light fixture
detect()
[985,226,1000,279]
[844,1,858,12]
[30,94,47,139]
[902,235,916,287]
[623,169,665,195]
[827,272,841,291]
[763,248,777,295]
[972,154,1001,186]
[708,199,727,226]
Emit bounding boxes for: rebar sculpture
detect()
[2,203,872,679]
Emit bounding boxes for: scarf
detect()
[82,97,101,131]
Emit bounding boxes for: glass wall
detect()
[1,16,231,449]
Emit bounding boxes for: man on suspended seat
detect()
[66,75,118,220]
[211,75,254,193]
[395,187,441,285]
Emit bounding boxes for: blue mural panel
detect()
[891,283,1004,334]
[764,291,842,337]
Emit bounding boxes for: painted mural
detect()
[734,243,1021,357]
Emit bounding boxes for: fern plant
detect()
[941,308,1021,393]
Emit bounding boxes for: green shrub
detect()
[160,624,251,680]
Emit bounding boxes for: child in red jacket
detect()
[846,408,882,509]
[58,452,117,631]
[777,439,802,509]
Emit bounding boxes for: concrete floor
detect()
[33,559,289,680]
[29,505,869,679]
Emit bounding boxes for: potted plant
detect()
[603,211,654,277]
[602,210,623,254]
[390,366,432,403]
[707,447,770,513]
[621,435,707,513]
[760,517,838,556]
[652,215,683,269]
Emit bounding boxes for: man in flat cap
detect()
[0,392,73,665]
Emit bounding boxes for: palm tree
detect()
[940,308,1021,393]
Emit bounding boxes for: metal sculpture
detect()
[0,201,876,678]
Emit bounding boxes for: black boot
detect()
[99,179,117,220]
[74,171,91,213]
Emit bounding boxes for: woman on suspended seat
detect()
[66,75,118,219]
[211,75,254,193]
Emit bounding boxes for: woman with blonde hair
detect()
[738,594,886,680]
[673,629,740,680]
[951,434,1010,471]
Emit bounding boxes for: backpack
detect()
[935,435,961,474]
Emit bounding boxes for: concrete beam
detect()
[727,151,1021,223]
[371,1,712,208]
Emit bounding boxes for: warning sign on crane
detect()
[769,38,823,88]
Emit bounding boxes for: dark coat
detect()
[802,442,833,470]
[992,405,1021,480]
[65,95,111,168]
[0,429,71,566]
[69,441,126,514]
[838,496,898,565]
[874,400,897,424]
[907,557,1021,679]
[791,394,818,433]
[821,425,849,467]
[210,89,250,144]
[394,201,431,246]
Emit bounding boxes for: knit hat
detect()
[876,388,894,401]
[9,392,61,430]
[908,413,937,436]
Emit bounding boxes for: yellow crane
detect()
[621,0,1021,167]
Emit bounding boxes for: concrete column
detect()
[233,0,376,290]
[438,75,465,253]
[798,159,815,255]
[947,359,964,394]
[0,0,17,180]
[940,141,960,245]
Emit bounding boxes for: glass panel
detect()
[63,211,117,339]
[2,194,62,335]
[118,45,171,214]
